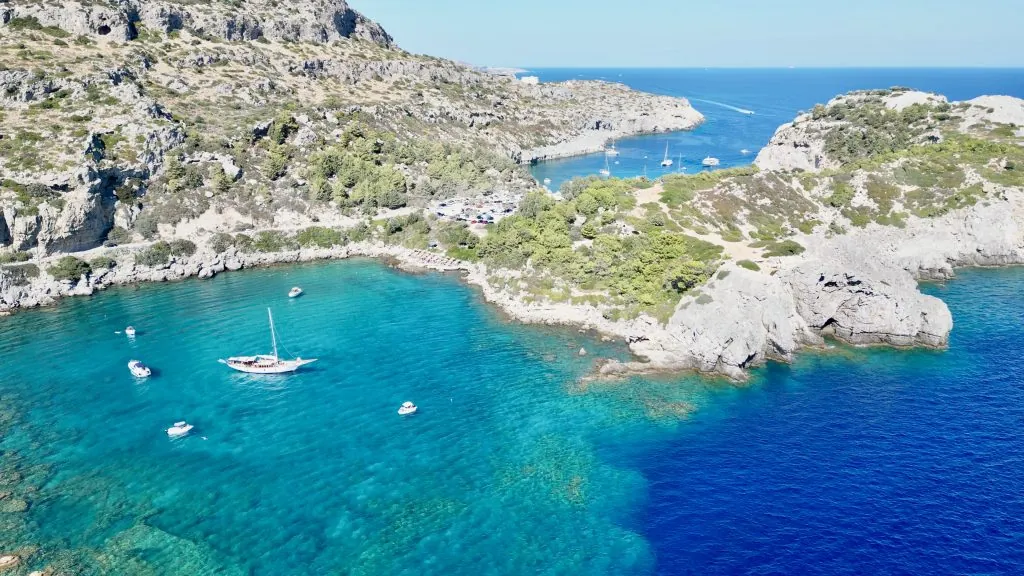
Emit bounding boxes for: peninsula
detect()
[2,1,1024,380]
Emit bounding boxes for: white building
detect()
[520,76,540,85]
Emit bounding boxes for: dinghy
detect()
[167,421,193,437]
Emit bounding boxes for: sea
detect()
[529,68,1024,190]
[1,69,1024,575]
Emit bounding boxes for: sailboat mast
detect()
[268,308,278,360]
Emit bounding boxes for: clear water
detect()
[0,260,694,574]
[3,69,1024,574]
[529,68,1024,190]
[2,261,1024,574]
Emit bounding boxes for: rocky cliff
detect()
[0,0,700,257]
[1,0,393,45]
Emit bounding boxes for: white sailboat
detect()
[660,143,673,167]
[219,308,317,374]
[599,156,611,177]
[605,138,620,157]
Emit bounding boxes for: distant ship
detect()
[599,156,611,177]
[605,139,620,157]
[702,156,721,167]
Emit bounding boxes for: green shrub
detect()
[296,226,343,248]
[135,241,172,266]
[169,239,197,257]
[269,113,299,145]
[1,263,40,286]
[89,256,117,270]
[253,231,295,253]
[346,222,371,243]
[209,233,235,254]
[48,256,91,281]
[825,181,855,208]
[763,240,806,257]
[737,259,761,271]
[0,251,31,264]
[106,226,134,246]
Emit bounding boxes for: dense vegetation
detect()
[468,179,723,321]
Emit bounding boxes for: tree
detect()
[580,222,598,239]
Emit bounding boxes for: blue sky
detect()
[354,0,1022,68]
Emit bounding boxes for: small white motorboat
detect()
[740,149,751,155]
[288,287,303,298]
[128,360,152,378]
[543,178,552,185]
[125,326,137,337]
[702,156,721,167]
[398,401,418,416]
[167,421,194,437]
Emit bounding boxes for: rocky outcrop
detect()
[1,0,393,46]
[630,264,819,379]
[520,81,704,164]
[1,1,132,40]
[753,113,833,173]
[784,261,951,348]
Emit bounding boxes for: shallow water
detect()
[2,262,1024,574]
[0,260,691,574]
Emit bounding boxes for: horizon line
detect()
[509,65,1024,70]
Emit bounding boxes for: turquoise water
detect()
[0,260,708,574]
[529,68,1024,190]
[2,261,1024,573]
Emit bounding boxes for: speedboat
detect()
[702,156,721,167]
[167,421,193,437]
[740,149,751,155]
[220,308,317,374]
[128,360,152,378]
[288,287,303,298]
[125,326,137,337]
[543,178,552,185]
[398,401,418,416]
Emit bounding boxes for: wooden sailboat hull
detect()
[220,356,318,374]
[221,309,316,374]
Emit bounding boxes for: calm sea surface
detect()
[529,68,1024,190]
[2,69,1024,574]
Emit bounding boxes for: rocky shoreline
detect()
[4,189,1023,382]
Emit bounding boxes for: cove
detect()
[1,261,1023,574]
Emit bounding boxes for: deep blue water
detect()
[1,261,1023,574]
[529,68,1024,190]
[2,69,1024,574]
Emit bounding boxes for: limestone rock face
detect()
[784,261,952,348]
[632,265,818,379]
[38,187,116,253]
[2,0,392,45]
[1,1,132,40]
[754,113,835,173]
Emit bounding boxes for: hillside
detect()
[0,0,701,256]
[2,4,1023,381]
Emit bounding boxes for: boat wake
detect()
[690,98,755,115]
